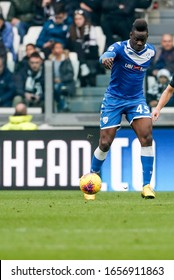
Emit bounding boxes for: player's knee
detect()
[99,139,111,152]
[140,134,152,146]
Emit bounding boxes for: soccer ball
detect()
[79,173,102,194]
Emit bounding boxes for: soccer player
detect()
[90,19,156,199]
[151,77,174,121]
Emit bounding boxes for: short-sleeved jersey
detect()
[105,40,156,99]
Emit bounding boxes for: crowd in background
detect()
[1,0,174,113]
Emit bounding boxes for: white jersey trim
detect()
[125,41,155,65]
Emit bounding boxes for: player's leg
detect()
[91,127,117,173]
[91,94,122,174]
[86,127,117,200]
[131,118,155,198]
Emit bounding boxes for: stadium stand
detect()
[0,107,42,114]
[148,7,174,47]
[149,23,174,36]
[7,51,15,72]
[68,51,80,82]
[94,26,106,56]
[1,1,174,126]
[17,26,43,61]
[67,2,174,115]
[0,107,44,127]
[148,35,162,49]
[0,1,11,19]
[23,26,42,46]
[96,73,110,87]
[12,26,20,57]
[68,75,109,113]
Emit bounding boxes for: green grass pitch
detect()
[0,190,174,260]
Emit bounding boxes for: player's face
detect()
[130,31,148,52]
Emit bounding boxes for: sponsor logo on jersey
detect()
[125,63,146,71]
[133,65,141,70]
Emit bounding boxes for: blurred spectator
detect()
[79,0,102,26]
[101,0,138,48]
[7,0,35,43]
[67,9,100,87]
[160,0,173,8]
[33,0,55,26]
[63,0,80,17]
[0,24,7,62]
[0,56,15,107]
[15,43,37,72]
[13,52,45,110]
[135,0,153,9]
[147,34,174,78]
[36,4,72,58]
[0,40,6,62]
[146,68,174,108]
[49,42,75,112]
[0,103,38,130]
[134,0,153,19]
[50,0,80,17]
[0,13,16,61]
[47,0,80,17]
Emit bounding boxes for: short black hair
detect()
[54,2,66,15]
[29,51,43,60]
[52,41,63,49]
[26,43,35,48]
[132,19,148,33]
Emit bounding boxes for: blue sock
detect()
[90,147,108,173]
[141,155,154,186]
[91,155,105,173]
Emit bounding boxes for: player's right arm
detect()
[99,45,117,69]
[152,84,174,121]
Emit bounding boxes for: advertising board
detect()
[0,128,173,191]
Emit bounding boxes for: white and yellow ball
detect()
[80,173,102,194]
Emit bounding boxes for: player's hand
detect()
[151,108,160,122]
[102,57,114,70]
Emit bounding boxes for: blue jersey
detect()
[101,40,156,99]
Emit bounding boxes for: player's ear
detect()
[130,32,133,38]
